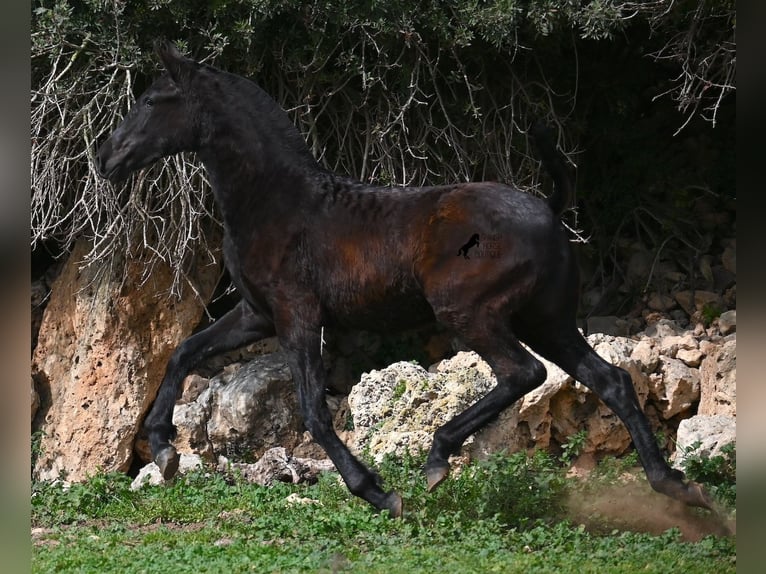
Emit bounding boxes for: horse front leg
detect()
[144,298,275,479]
[279,324,403,517]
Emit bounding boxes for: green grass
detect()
[31,450,736,574]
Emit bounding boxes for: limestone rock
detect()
[173,353,305,461]
[698,337,736,416]
[207,354,303,457]
[630,339,660,372]
[131,453,204,490]
[672,415,736,470]
[717,310,736,335]
[658,333,698,359]
[643,319,682,339]
[173,398,214,461]
[649,357,700,419]
[32,239,219,482]
[347,353,499,462]
[347,337,654,464]
[217,447,335,486]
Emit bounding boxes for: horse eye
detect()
[145,97,154,108]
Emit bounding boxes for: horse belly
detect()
[327,284,436,332]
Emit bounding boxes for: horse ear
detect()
[154,39,195,84]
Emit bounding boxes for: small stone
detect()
[677,348,704,367]
[718,310,736,335]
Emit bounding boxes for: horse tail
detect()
[530,120,574,217]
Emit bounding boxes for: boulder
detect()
[347,355,499,462]
[347,336,654,463]
[32,239,220,482]
[648,357,700,419]
[672,415,736,470]
[172,353,305,461]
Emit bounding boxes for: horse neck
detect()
[194,80,324,228]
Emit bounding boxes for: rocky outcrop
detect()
[32,239,220,482]
[128,316,735,484]
[171,353,305,461]
[672,414,736,470]
[345,328,735,464]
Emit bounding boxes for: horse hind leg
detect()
[522,326,714,510]
[424,326,547,491]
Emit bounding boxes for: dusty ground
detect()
[565,477,735,542]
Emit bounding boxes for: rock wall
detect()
[151,319,735,478]
[32,240,220,482]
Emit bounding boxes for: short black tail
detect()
[530,120,574,216]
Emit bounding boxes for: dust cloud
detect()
[565,478,735,542]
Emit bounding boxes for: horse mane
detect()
[203,64,321,172]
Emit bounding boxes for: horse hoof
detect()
[155,446,180,480]
[686,481,715,510]
[385,491,404,519]
[425,463,450,492]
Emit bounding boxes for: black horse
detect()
[97,41,712,517]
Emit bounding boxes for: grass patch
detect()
[32,450,735,573]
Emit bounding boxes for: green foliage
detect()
[392,379,408,401]
[31,452,735,573]
[32,472,136,525]
[31,430,45,471]
[680,442,736,508]
[559,429,587,465]
[375,449,566,528]
[701,302,723,326]
[589,451,641,484]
